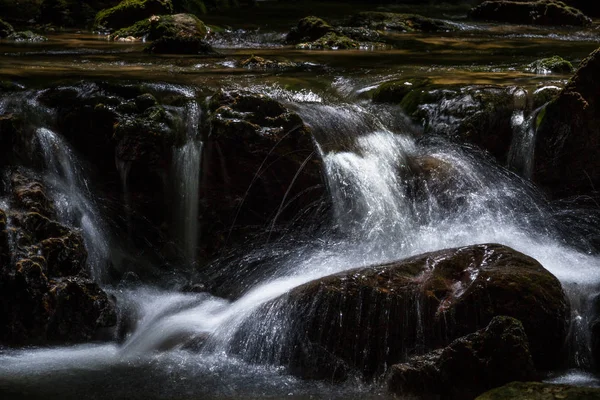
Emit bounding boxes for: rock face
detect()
[0,172,116,345]
[386,316,537,400]
[94,0,174,30]
[534,47,600,197]
[202,90,324,254]
[476,382,600,400]
[469,1,592,26]
[374,81,527,164]
[237,244,569,380]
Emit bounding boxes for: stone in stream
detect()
[528,56,574,75]
[469,1,592,26]
[476,382,600,399]
[347,11,457,32]
[94,0,174,30]
[235,244,569,380]
[386,316,536,400]
[0,172,116,345]
[534,46,600,198]
[373,80,527,164]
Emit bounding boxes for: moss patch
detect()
[94,0,174,30]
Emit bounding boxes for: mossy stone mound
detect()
[94,0,173,30]
[469,0,591,26]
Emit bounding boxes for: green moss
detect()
[94,0,173,30]
[476,382,600,400]
[0,17,14,38]
[349,11,456,32]
[528,56,574,74]
[7,31,48,42]
[296,32,359,50]
[113,13,207,41]
[536,106,547,129]
[286,16,332,44]
[372,78,431,104]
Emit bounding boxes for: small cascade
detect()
[35,127,110,282]
[508,106,543,179]
[173,99,203,265]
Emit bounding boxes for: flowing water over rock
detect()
[2,13,600,399]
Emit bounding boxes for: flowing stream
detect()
[2,16,600,399]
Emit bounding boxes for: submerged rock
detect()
[469,1,592,26]
[528,56,574,74]
[386,316,536,400]
[239,55,297,70]
[94,0,174,30]
[348,11,457,32]
[534,46,600,197]
[237,244,569,380]
[476,382,600,399]
[0,172,116,345]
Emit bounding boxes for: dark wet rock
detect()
[145,34,214,54]
[532,84,562,109]
[0,17,14,37]
[333,26,382,43]
[534,47,600,197]
[6,31,48,42]
[528,56,574,74]
[386,316,536,400]
[239,55,297,70]
[239,244,569,380]
[469,1,592,26]
[349,11,457,32]
[296,32,360,50]
[112,13,207,41]
[0,113,29,167]
[286,16,333,44]
[375,80,527,164]
[0,172,116,345]
[203,89,324,255]
[37,82,185,271]
[476,382,600,399]
[45,277,116,342]
[39,0,122,27]
[94,0,174,30]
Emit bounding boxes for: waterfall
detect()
[508,106,544,179]
[35,127,111,282]
[173,99,202,265]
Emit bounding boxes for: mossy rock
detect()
[234,244,569,380]
[387,316,536,399]
[112,13,207,41]
[286,16,332,44]
[372,78,432,104]
[476,382,600,399]
[94,0,174,30]
[6,31,48,42]
[469,1,592,26]
[296,32,359,50]
[528,56,574,74]
[0,17,14,37]
[349,11,457,32]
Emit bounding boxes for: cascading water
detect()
[2,93,600,398]
[35,127,111,282]
[173,99,202,265]
[508,106,544,179]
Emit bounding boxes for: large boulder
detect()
[476,382,600,400]
[0,172,116,345]
[386,316,537,400]
[469,1,592,26]
[112,13,208,41]
[286,16,333,44]
[534,47,600,197]
[94,0,173,30]
[236,244,569,380]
